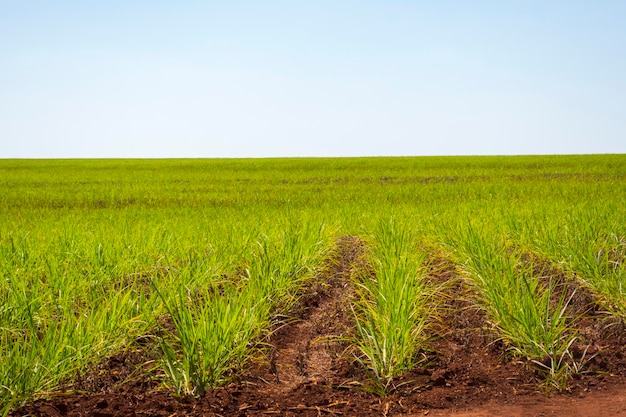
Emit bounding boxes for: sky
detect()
[1,1,625,158]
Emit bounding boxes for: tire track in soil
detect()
[258,282,350,392]
[245,235,365,394]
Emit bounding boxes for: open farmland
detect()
[2,155,626,416]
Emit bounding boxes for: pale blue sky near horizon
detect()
[1,1,625,158]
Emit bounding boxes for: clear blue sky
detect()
[1,1,625,158]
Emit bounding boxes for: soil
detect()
[11,237,626,417]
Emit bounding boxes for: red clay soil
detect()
[11,237,626,417]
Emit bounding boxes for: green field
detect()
[1,155,625,412]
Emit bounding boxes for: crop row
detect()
[0,219,335,412]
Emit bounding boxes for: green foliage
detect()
[509,209,626,317]
[152,220,332,396]
[351,219,433,396]
[446,223,580,389]
[0,155,624,408]
[154,282,265,396]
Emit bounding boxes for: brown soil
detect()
[11,237,626,417]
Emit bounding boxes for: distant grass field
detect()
[1,155,625,411]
